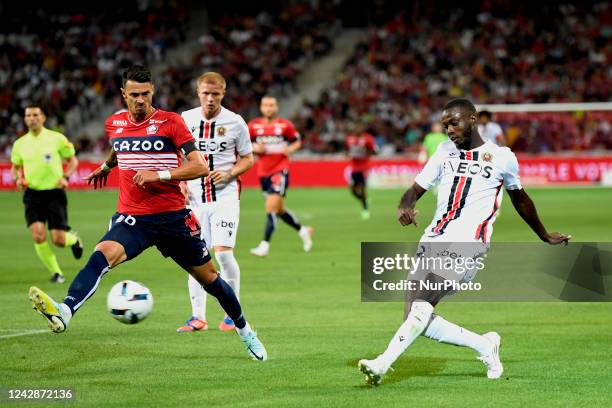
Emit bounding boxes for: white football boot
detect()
[478,332,503,379]
[358,357,389,386]
[298,226,313,252]
[250,241,270,257]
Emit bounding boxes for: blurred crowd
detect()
[1,1,610,159]
[151,2,338,120]
[0,1,188,157]
[293,1,611,153]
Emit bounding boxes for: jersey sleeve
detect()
[236,117,253,155]
[503,151,522,190]
[10,141,22,166]
[57,134,76,159]
[285,120,300,142]
[414,147,444,190]
[170,113,195,148]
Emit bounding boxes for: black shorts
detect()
[260,170,289,197]
[350,171,366,186]
[100,209,212,269]
[23,188,69,230]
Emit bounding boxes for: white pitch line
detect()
[0,329,48,339]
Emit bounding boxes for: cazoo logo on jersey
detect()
[112,136,174,153]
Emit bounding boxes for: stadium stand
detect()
[292,2,611,153]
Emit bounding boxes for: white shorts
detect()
[190,199,240,249]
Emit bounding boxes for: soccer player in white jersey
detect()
[478,110,506,145]
[358,99,571,385]
[177,72,254,333]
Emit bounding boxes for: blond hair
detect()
[196,72,226,90]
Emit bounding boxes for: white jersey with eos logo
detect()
[181,106,252,204]
[415,140,522,244]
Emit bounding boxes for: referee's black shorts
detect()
[23,188,70,230]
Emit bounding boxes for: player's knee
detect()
[215,250,236,267]
[95,241,127,267]
[51,233,65,247]
[32,233,46,244]
[407,300,434,329]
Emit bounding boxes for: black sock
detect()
[204,276,246,329]
[264,213,277,241]
[279,209,301,231]
[64,251,110,315]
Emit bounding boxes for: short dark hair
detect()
[24,104,45,115]
[122,65,152,87]
[478,110,492,119]
[443,98,476,114]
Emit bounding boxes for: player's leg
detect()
[210,200,241,331]
[29,213,151,333]
[422,313,502,379]
[47,189,83,259]
[350,172,369,219]
[250,176,276,256]
[274,171,313,251]
[162,210,266,360]
[359,273,448,385]
[23,189,65,282]
[178,204,210,332]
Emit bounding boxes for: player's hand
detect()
[542,232,572,246]
[209,170,233,184]
[132,170,159,187]
[252,143,266,154]
[398,207,419,227]
[58,177,69,189]
[14,177,24,191]
[85,165,111,189]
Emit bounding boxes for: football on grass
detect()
[107,280,153,324]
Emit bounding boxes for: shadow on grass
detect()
[350,356,448,388]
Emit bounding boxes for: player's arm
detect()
[58,155,78,188]
[85,150,117,189]
[133,141,208,186]
[397,183,426,227]
[10,163,24,190]
[285,139,301,155]
[506,188,571,245]
[209,153,254,184]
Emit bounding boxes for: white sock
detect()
[423,315,491,356]
[215,250,240,300]
[60,303,72,325]
[379,301,434,369]
[235,321,253,337]
[187,273,207,321]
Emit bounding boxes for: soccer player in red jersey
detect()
[28,66,267,361]
[345,121,378,220]
[248,96,313,257]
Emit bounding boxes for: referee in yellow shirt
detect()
[10,105,84,283]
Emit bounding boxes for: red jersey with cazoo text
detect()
[345,132,378,172]
[248,117,300,177]
[105,108,195,215]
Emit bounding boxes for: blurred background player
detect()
[358,99,571,385]
[248,96,313,257]
[478,110,506,146]
[177,72,254,333]
[28,65,267,361]
[10,105,83,283]
[418,123,448,164]
[345,120,378,220]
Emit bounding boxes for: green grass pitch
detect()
[0,187,611,407]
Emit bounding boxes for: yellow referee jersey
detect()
[10,127,76,190]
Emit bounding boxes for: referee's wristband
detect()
[157,170,172,181]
